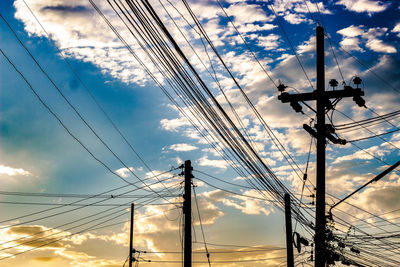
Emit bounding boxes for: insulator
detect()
[325,124,335,134]
[329,79,338,88]
[277,83,287,92]
[290,101,303,113]
[353,95,366,107]
[353,76,362,85]
[325,99,333,110]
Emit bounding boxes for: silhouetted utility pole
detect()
[184,160,193,267]
[314,25,327,267]
[278,25,365,267]
[129,203,134,267]
[285,194,294,267]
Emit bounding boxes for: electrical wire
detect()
[193,185,211,266]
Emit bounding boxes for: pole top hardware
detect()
[277,82,287,92]
[329,79,338,88]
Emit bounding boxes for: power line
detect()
[193,185,211,266]
[0,13,181,206]
[21,0,167,190]
[0,184,183,254]
[0,174,180,228]
[141,256,286,263]
[0,169,178,224]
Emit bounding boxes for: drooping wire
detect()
[193,184,211,267]
[21,0,172,190]
[294,135,314,232]
[0,180,182,253]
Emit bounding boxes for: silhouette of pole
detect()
[315,25,326,267]
[278,25,365,266]
[184,160,193,267]
[284,194,294,267]
[129,203,134,267]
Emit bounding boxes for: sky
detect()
[1,0,400,266]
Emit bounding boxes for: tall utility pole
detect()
[183,160,193,267]
[278,25,365,267]
[314,25,326,267]
[284,194,294,267]
[129,203,134,267]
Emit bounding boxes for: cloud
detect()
[337,25,365,37]
[225,2,272,25]
[256,34,281,50]
[160,117,190,131]
[197,155,230,169]
[168,143,198,152]
[333,145,388,163]
[364,28,397,53]
[13,0,164,85]
[331,172,400,227]
[115,167,135,178]
[336,0,390,14]
[203,189,275,216]
[283,13,309,25]
[272,0,331,24]
[393,22,400,37]
[337,25,396,53]
[0,164,31,176]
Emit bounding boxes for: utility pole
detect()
[277,25,365,267]
[129,203,134,267]
[314,25,326,267]
[183,160,193,267]
[284,194,294,267]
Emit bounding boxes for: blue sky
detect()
[1,0,400,266]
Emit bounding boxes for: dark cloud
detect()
[33,256,60,262]
[41,5,90,14]
[6,225,64,248]
[7,225,44,235]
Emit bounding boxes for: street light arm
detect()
[329,160,400,216]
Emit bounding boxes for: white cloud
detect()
[365,38,397,53]
[337,25,396,53]
[293,1,332,14]
[337,25,365,37]
[364,27,397,53]
[225,2,272,25]
[272,0,331,24]
[160,117,190,131]
[297,35,315,54]
[168,143,198,152]
[339,37,363,51]
[393,22,400,37]
[115,167,135,178]
[336,0,390,14]
[198,155,229,169]
[0,164,31,176]
[256,34,280,50]
[333,145,388,163]
[203,189,274,216]
[283,12,308,24]
[236,23,277,33]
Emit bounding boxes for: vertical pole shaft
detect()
[184,160,192,267]
[129,203,134,267]
[284,194,294,267]
[315,25,326,267]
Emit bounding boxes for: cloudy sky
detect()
[1,0,400,266]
